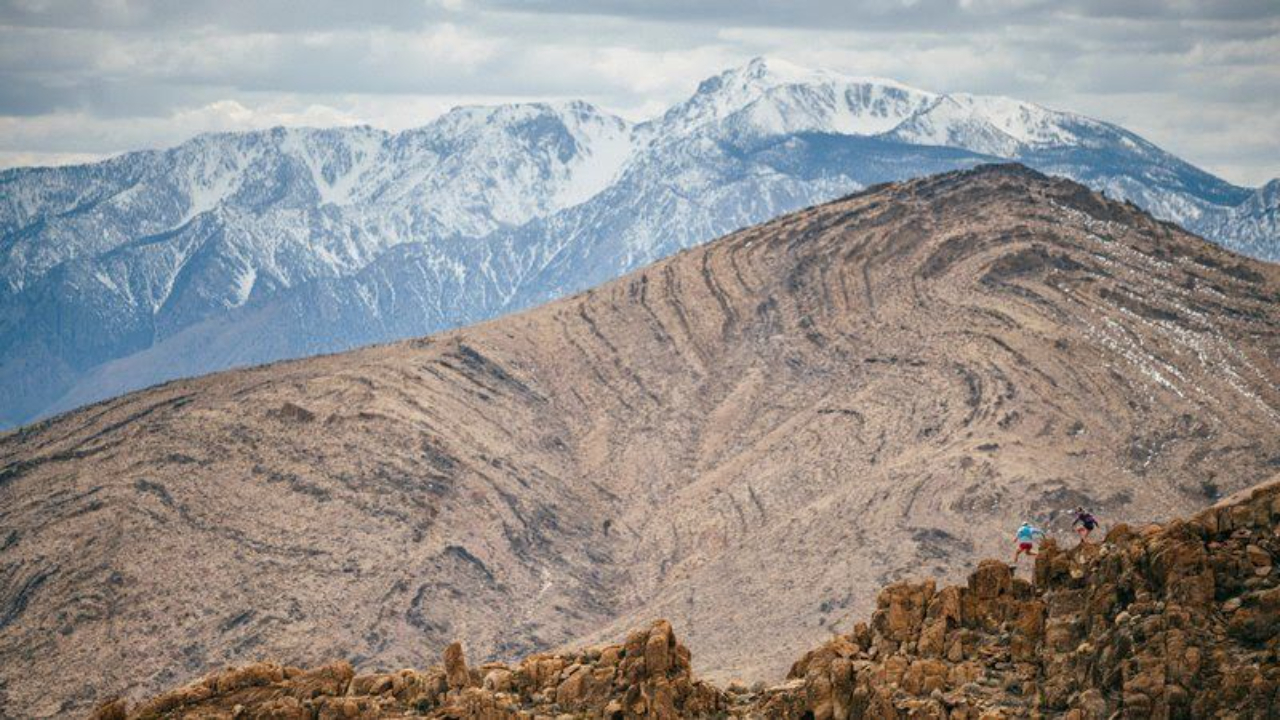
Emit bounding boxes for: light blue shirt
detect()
[1016,525,1044,542]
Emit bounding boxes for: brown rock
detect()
[1246,544,1272,568]
[210,662,286,692]
[349,673,395,696]
[1227,587,1280,642]
[554,665,588,707]
[645,620,673,677]
[875,580,935,643]
[648,677,678,720]
[482,668,513,693]
[1010,600,1045,660]
[289,662,354,699]
[918,619,947,658]
[598,644,623,667]
[443,642,471,690]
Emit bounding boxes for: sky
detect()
[1,0,1277,185]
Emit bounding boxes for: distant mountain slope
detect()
[1,57,1275,428]
[3,166,1278,717]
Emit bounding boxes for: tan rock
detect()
[444,642,471,690]
[918,619,948,658]
[875,580,936,643]
[1246,544,1271,567]
[289,662,354,700]
[645,620,673,677]
[483,668,513,693]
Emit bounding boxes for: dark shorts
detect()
[1018,542,1034,551]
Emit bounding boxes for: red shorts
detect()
[1018,542,1034,551]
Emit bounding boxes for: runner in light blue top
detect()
[1013,522,1045,565]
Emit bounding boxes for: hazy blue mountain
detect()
[1,57,1273,428]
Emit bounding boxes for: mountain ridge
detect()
[3,165,1278,717]
[1,57,1276,429]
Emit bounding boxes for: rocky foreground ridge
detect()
[93,477,1280,719]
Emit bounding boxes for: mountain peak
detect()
[654,56,934,138]
[428,98,627,135]
[712,55,922,95]
[0,57,1270,435]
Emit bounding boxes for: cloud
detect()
[0,0,1275,184]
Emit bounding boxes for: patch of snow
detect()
[180,165,239,225]
[945,94,1079,146]
[233,266,257,307]
[554,109,637,209]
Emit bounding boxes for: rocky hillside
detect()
[3,165,1280,717]
[92,476,1280,718]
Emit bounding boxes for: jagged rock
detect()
[1227,587,1280,642]
[1247,544,1272,568]
[481,668,513,693]
[645,619,674,676]
[443,642,471,691]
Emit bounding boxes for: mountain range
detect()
[1,57,1276,429]
[3,165,1278,716]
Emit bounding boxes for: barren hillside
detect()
[97,476,1280,718]
[2,165,1279,717]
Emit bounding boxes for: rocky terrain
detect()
[3,165,1280,717]
[3,57,1277,428]
[92,475,1280,718]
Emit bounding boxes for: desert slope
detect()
[97,475,1280,718]
[2,165,1279,717]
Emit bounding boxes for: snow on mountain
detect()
[0,56,1274,429]
[647,56,935,140]
[889,94,1066,157]
[1192,179,1280,260]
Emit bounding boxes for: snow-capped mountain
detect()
[1193,179,1280,260]
[0,57,1273,428]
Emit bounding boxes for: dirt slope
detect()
[95,475,1280,719]
[2,165,1279,717]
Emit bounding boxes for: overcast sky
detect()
[1,0,1277,185]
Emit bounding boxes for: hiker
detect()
[1072,506,1099,544]
[1013,522,1045,565]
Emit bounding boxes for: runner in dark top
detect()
[1072,506,1098,544]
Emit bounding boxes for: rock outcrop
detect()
[95,477,1280,718]
[95,620,725,720]
[765,477,1280,719]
